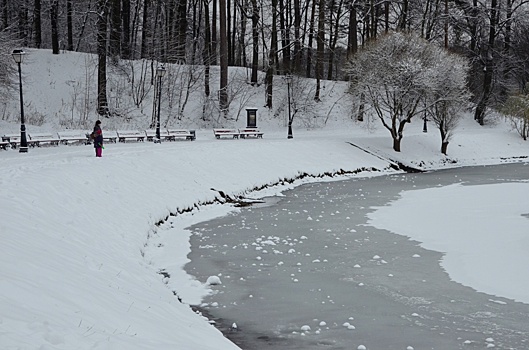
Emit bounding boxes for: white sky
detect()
[1,49,528,349]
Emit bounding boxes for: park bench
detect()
[213,128,240,139]
[145,129,196,142]
[0,139,9,150]
[239,128,264,139]
[117,130,145,142]
[29,133,60,147]
[57,131,90,145]
[167,129,196,141]
[2,134,25,149]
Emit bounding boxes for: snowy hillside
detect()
[1,49,528,349]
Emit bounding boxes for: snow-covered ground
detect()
[1,49,528,349]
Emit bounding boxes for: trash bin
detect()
[246,108,258,128]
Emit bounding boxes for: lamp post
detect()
[12,49,28,153]
[155,65,166,143]
[286,74,293,139]
[423,112,428,133]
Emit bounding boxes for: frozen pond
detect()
[185,163,529,350]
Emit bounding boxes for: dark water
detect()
[186,163,529,350]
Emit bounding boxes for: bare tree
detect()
[501,85,529,140]
[127,59,153,108]
[347,32,470,152]
[0,31,18,106]
[425,53,471,154]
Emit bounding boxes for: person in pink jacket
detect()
[91,120,103,157]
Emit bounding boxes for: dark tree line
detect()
[1,0,529,120]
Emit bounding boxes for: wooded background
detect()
[1,0,529,124]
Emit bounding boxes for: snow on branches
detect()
[347,32,470,154]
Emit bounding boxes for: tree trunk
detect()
[141,0,150,58]
[306,0,316,77]
[440,120,449,154]
[190,0,199,65]
[392,137,401,152]
[2,0,7,30]
[384,0,389,33]
[399,0,408,31]
[474,0,497,125]
[233,0,240,66]
[34,0,41,48]
[238,0,247,67]
[444,0,448,48]
[250,0,259,85]
[470,0,478,52]
[326,0,335,80]
[314,0,325,101]
[293,0,301,73]
[212,0,217,65]
[347,3,357,59]
[203,0,211,97]
[18,4,28,46]
[219,0,229,112]
[122,0,131,58]
[278,0,290,72]
[166,3,176,61]
[441,141,449,155]
[232,0,239,65]
[176,0,187,62]
[227,0,232,64]
[67,0,74,51]
[50,0,59,54]
[370,0,377,40]
[151,2,161,61]
[357,92,365,121]
[97,0,109,116]
[327,0,344,80]
[110,0,121,58]
[265,0,278,108]
[500,0,513,100]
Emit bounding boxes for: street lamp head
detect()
[285,74,293,84]
[12,49,26,64]
[156,65,166,78]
